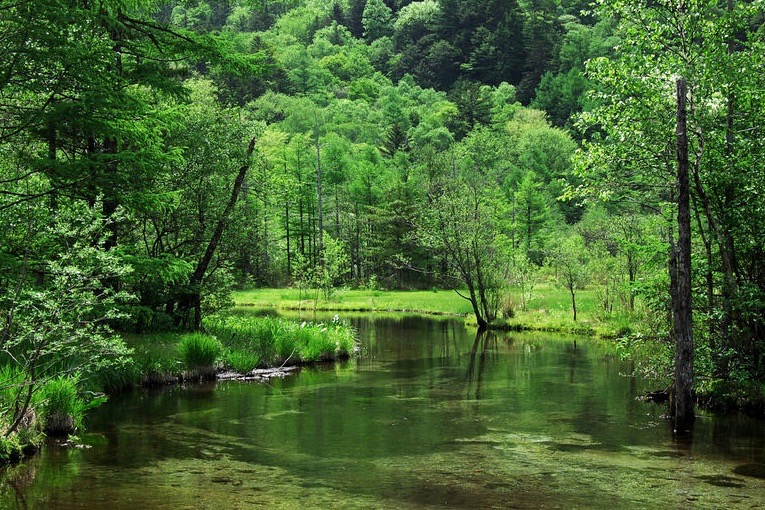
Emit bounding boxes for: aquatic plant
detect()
[296,325,336,361]
[203,315,356,365]
[38,376,106,436]
[226,350,261,374]
[178,333,222,379]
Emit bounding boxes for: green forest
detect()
[1,0,765,460]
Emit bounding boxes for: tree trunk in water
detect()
[673,78,694,434]
[469,284,488,331]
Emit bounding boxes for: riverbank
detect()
[233,288,765,415]
[1,314,356,466]
[233,286,635,339]
[110,314,357,390]
[5,315,765,510]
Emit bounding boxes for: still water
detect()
[2,315,764,509]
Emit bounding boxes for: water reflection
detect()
[465,330,501,401]
[1,458,36,510]
[1,314,764,509]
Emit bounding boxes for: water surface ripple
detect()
[2,315,763,509]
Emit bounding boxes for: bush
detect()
[178,333,222,379]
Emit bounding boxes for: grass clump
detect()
[39,376,107,436]
[226,350,261,374]
[123,334,184,386]
[178,333,222,379]
[38,375,106,436]
[203,314,356,368]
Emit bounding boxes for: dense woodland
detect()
[2,0,765,440]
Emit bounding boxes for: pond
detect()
[2,315,764,509]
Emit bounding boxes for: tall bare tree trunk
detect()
[673,77,694,433]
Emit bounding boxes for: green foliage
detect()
[38,376,107,436]
[1,0,762,421]
[362,0,394,40]
[296,324,337,361]
[119,334,184,386]
[577,0,765,399]
[545,233,591,321]
[178,334,223,370]
[0,365,24,409]
[0,206,134,436]
[203,315,356,365]
[319,232,349,300]
[0,427,43,464]
[226,350,262,374]
[509,253,538,312]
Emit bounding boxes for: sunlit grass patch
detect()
[236,286,640,339]
[233,288,475,315]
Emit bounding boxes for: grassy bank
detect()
[1,371,99,464]
[109,314,357,390]
[1,314,356,465]
[233,286,637,339]
[234,288,476,316]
